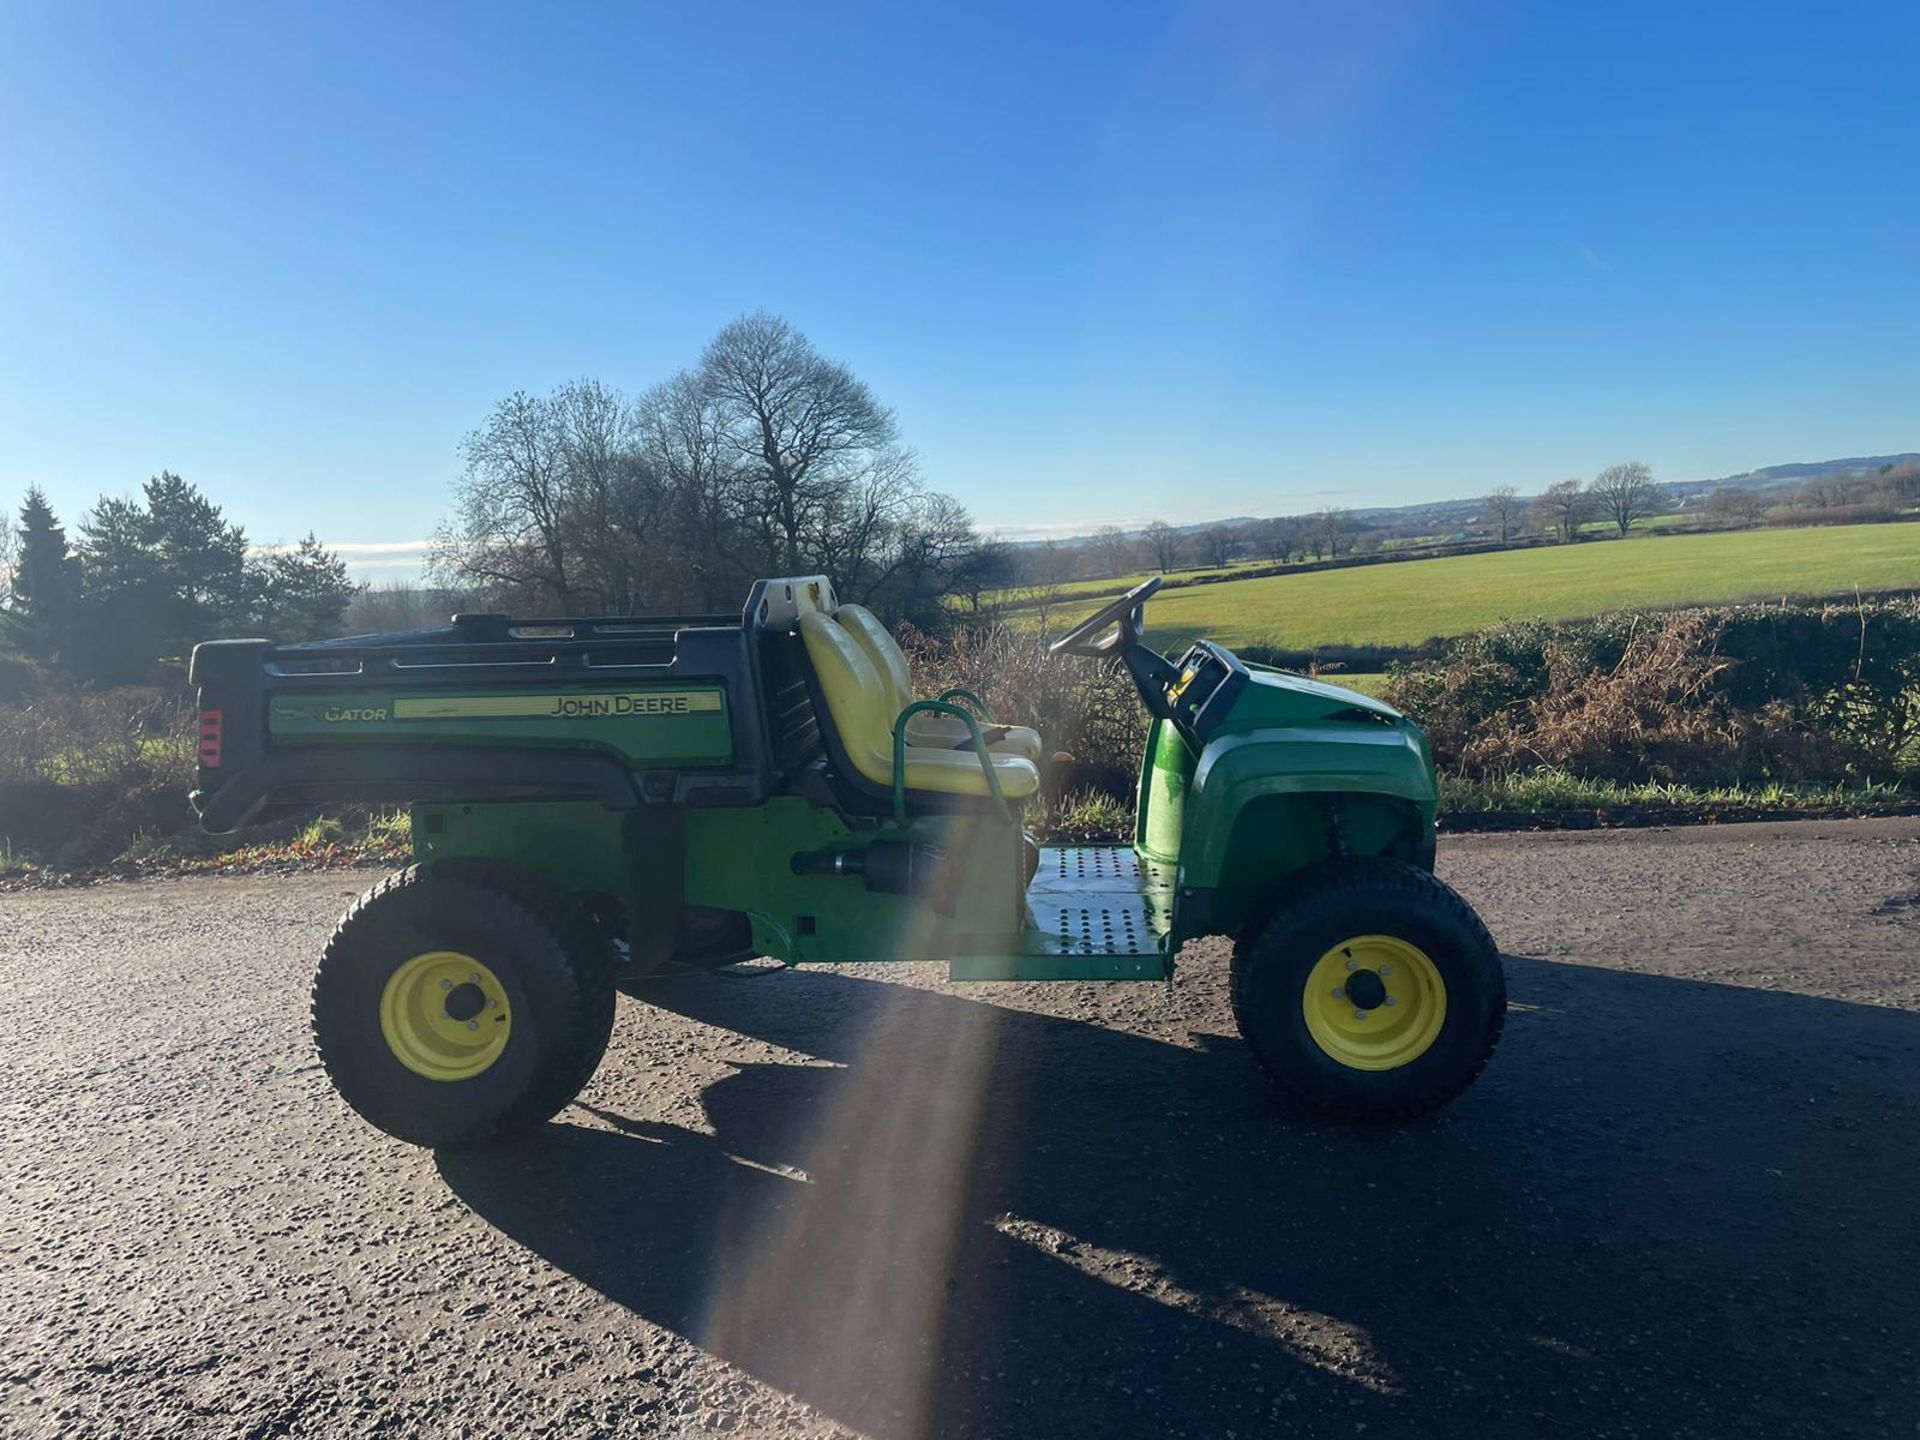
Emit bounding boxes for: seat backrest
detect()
[756,630,825,777]
[745,576,841,780]
[797,611,894,786]
[833,604,914,715]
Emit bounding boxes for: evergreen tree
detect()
[77,472,252,680]
[257,533,359,640]
[9,487,80,661]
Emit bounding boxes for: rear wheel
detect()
[1231,858,1504,1121]
[312,864,617,1147]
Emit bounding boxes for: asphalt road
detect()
[4,819,1919,1439]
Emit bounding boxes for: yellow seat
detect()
[832,604,1044,764]
[798,612,1039,801]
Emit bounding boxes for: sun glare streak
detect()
[723,1152,813,1183]
[991,1214,1404,1396]
[693,909,1005,1438]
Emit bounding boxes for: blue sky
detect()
[2,1,1915,575]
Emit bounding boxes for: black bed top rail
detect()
[261,641,680,679]
[193,604,758,683]
[445,611,738,643]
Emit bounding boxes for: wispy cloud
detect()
[251,539,432,557]
[982,517,1160,543]
[1576,244,1610,273]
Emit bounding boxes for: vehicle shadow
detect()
[438,956,1920,1439]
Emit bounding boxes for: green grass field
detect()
[980,557,1269,606]
[1319,670,1387,695]
[1132,523,1920,651]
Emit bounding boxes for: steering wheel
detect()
[1049,576,1163,657]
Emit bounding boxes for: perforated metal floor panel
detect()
[1032,846,1173,956]
[1042,896,1152,957]
[950,845,1178,981]
[1028,849,1150,951]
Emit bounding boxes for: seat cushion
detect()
[908,713,1044,764]
[901,744,1040,798]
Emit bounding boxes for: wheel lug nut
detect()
[485,998,497,1009]
[1384,996,1397,1007]
[440,979,452,990]
[1345,959,1357,971]
[469,974,481,984]
[1353,1009,1367,1021]
[1379,965,1391,976]
[1332,987,1345,999]
[467,1020,479,1032]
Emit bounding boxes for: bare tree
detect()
[1881,461,1920,504]
[432,388,579,610]
[1590,461,1661,536]
[344,579,479,634]
[432,316,987,627]
[1533,479,1589,543]
[1259,516,1306,563]
[1484,485,1523,544]
[811,445,924,602]
[552,379,662,613]
[1704,487,1768,527]
[1317,507,1355,559]
[1201,525,1233,568]
[954,539,1015,612]
[1253,518,1287,561]
[0,503,16,610]
[698,312,900,574]
[1089,524,1136,578]
[636,368,753,606]
[862,490,985,621]
[1143,520,1182,572]
[1019,540,1075,625]
[1794,474,1846,510]
[434,380,685,614]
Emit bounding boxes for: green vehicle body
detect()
[191,576,1438,985]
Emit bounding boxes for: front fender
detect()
[1174,723,1438,937]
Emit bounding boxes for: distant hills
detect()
[1698,454,1920,489]
[1018,453,1919,545]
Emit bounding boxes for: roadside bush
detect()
[1386,599,1920,786]
[0,684,196,867]
[0,685,193,789]
[903,621,1149,797]
[0,654,45,704]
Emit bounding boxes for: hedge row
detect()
[1384,599,1920,786]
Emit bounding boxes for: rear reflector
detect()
[198,709,224,768]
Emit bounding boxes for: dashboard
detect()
[1163,641,1248,741]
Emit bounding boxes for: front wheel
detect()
[311,865,617,1147]
[1231,859,1504,1121]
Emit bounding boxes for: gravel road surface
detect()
[4,819,1919,1439]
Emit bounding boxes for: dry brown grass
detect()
[1387,602,1920,786]
[902,622,1149,795]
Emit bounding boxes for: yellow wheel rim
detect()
[379,950,512,1082]
[1301,934,1446,1072]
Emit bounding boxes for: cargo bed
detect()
[189,606,786,832]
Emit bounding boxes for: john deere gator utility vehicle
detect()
[190,575,1503,1146]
